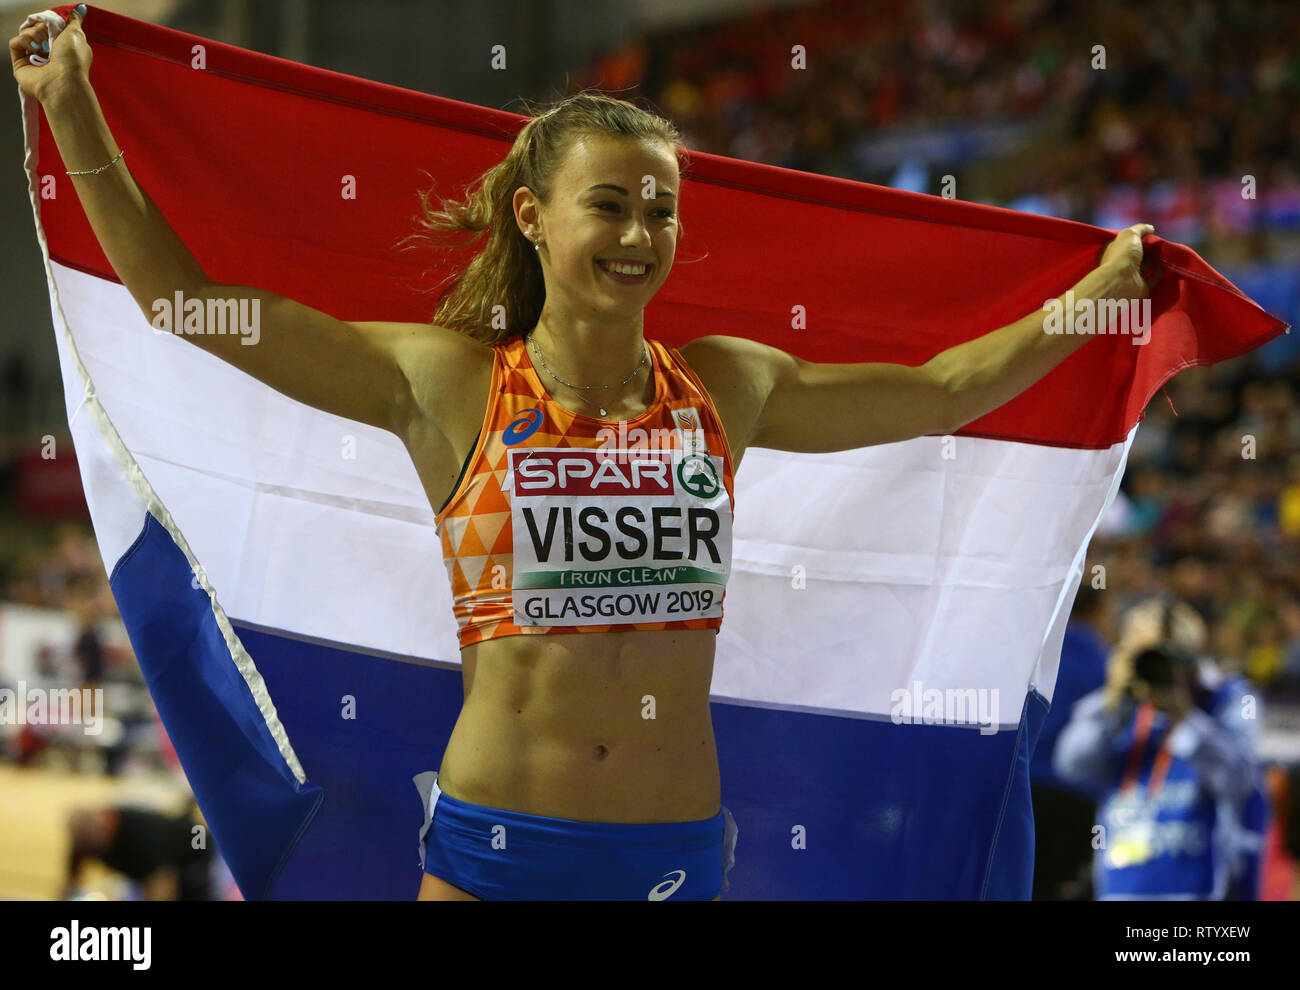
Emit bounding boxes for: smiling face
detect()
[515,132,681,315]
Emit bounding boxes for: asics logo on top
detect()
[503,407,543,445]
[648,869,687,900]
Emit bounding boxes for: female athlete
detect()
[12,6,1157,900]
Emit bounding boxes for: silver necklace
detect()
[528,333,648,417]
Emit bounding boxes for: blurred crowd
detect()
[3,521,108,612]
[577,0,1300,345]
[1,524,125,732]
[0,523,238,899]
[1099,368,1300,691]
[579,0,1300,213]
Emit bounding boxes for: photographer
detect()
[1054,597,1263,899]
[63,799,213,901]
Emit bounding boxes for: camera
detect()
[1132,644,1181,687]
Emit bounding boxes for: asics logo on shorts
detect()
[648,869,686,900]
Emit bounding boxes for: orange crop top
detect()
[434,333,736,648]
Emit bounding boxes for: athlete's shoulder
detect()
[677,334,788,374]
[387,324,496,433]
[425,323,499,362]
[350,320,495,391]
[675,334,790,404]
[348,319,491,354]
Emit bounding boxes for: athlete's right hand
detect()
[11,6,92,102]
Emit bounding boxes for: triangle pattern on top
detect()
[435,334,737,648]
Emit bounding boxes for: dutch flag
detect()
[20,5,1287,898]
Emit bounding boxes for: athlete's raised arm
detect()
[11,7,450,440]
[685,224,1158,452]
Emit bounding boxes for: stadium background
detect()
[1,0,1297,900]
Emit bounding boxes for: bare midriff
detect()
[436,625,721,824]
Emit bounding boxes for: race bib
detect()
[507,444,732,626]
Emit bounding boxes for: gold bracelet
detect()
[66,150,125,176]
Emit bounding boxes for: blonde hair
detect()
[401,92,687,345]
[1117,596,1207,656]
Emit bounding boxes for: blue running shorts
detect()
[415,770,738,900]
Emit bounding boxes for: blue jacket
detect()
[1053,665,1262,899]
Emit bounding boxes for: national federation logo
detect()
[672,407,704,454]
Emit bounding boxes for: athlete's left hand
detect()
[1099,223,1164,299]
